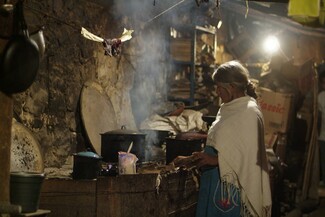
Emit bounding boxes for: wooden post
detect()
[0,13,15,216]
[301,64,318,200]
[0,91,13,205]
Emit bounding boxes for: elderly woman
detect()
[174,61,272,217]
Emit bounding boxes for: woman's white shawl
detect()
[207,96,272,217]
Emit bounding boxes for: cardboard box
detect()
[264,130,278,149]
[257,87,294,133]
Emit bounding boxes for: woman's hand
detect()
[172,151,218,169]
[172,155,195,168]
[192,151,218,168]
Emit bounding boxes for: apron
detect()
[196,146,241,217]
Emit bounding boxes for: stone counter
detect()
[39,171,198,217]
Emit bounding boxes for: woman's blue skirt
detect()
[195,146,241,217]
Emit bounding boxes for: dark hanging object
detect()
[0,0,39,94]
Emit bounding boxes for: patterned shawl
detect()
[207,96,272,217]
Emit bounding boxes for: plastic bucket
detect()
[10,172,45,213]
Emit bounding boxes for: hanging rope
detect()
[145,0,187,25]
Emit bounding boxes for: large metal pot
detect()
[140,129,171,162]
[165,133,207,164]
[140,129,171,147]
[72,150,102,180]
[101,126,146,163]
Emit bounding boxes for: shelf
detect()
[168,25,217,106]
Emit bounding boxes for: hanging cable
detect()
[145,0,186,25]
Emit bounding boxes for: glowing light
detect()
[263,35,280,54]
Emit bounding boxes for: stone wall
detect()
[11,0,172,167]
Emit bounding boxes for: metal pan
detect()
[0,0,39,94]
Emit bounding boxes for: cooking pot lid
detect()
[74,150,102,159]
[102,125,145,136]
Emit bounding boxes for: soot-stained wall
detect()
[10,0,174,167]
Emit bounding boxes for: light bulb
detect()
[263,35,280,54]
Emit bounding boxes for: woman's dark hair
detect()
[212,60,257,99]
[319,70,325,81]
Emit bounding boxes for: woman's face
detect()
[215,82,233,103]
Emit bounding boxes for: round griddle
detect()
[80,80,118,155]
[11,119,44,173]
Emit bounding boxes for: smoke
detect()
[109,0,180,126]
[112,0,187,24]
[130,30,169,123]
[107,0,218,162]
[110,0,216,126]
